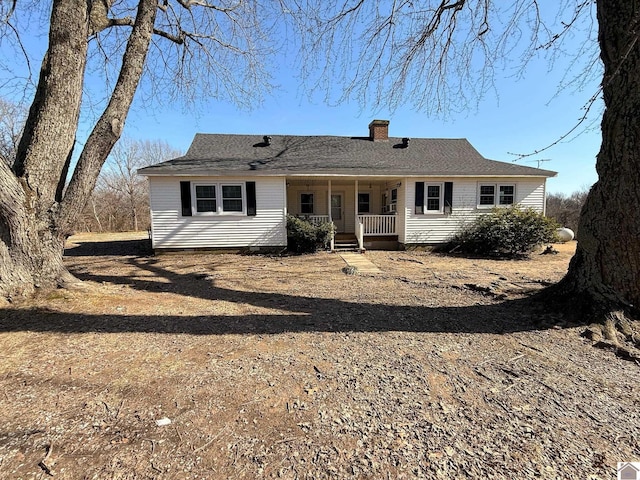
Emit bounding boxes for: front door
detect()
[331,193,345,233]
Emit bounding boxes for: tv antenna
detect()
[528,158,551,168]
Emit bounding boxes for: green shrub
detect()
[447,206,559,257]
[286,215,334,253]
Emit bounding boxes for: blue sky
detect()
[125,59,602,195]
[2,3,602,196]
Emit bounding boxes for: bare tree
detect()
[546,188,589,235]
[0,98,25,165]
[96,137,181,232]
[0,1,281,298]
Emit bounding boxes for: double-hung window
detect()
[478,183,515,207]
[425,184,442,212]
[498,185,515,205]
[221,185,243,212]
[195,185,217,213]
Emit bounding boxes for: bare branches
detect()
[0,96,25,168]
[537,0,594,50]
[175,0,242,12]
[291,0,599,114]
[0,0,17,22]
[508,86,602,159]
[152,26,184,43]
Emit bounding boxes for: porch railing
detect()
[357,215,396,236]
[306,215,330,225]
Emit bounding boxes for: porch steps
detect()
[333,236,360,252]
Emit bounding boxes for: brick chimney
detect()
[368,119,390,142]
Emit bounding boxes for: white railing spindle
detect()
[356,215,396,236]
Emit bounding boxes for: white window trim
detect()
[477,183,516,208]
[424,182,444,214]
[192,182,246,216]
[300,191,315,215]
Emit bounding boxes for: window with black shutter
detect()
[180,181,192,216]
[246,181,257,216]
[415,182,424,214]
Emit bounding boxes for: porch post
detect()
[354,179,359,233]
[328,179,332,223]
[328,179,334,251]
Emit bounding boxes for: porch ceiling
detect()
[286,176,402,186]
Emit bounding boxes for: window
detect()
[499,185,515,205]
[478,183,515,207]
[195,185,216,213]
[391,188,398,204]
[358,193,370,213]
[300,193,314,214]
[193,183,245,214]
[479,185,495,206]
[222,185,243,212]
[416,181,452,215]
[426,184,442,212]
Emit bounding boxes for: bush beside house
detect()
[445,207,559,257]
[286,215,334,253]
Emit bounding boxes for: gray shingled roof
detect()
[138,133,557,177]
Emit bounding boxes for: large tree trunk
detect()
[0,1,89,299]
[0,0,157,300]
[557,0,640,354]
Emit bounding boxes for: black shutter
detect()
[246,181,257,216]
[415,182,424,214]
[444,181,453,213]
[180,181,192,216]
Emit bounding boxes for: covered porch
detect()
[286,177,402,250]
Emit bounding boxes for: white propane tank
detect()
[556,227,575,242]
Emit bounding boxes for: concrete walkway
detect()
[339,252,382,274]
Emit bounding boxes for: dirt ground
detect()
[0,232,638,479]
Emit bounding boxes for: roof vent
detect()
[402,137,410,148]
[263,135,272,146]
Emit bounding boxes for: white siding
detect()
[403,177,548,244]
[515,180,546,212]
[149,176,287,249]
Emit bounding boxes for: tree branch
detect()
[175,0,241,12]
[58,0,158,234]
[153,27,185,43]
[508,86,603,159]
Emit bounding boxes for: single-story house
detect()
[138,120,556,252]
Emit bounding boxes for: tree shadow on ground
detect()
[0,253,562,336]
[64,239,152,257]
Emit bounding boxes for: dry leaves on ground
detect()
[0,233,638,479]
